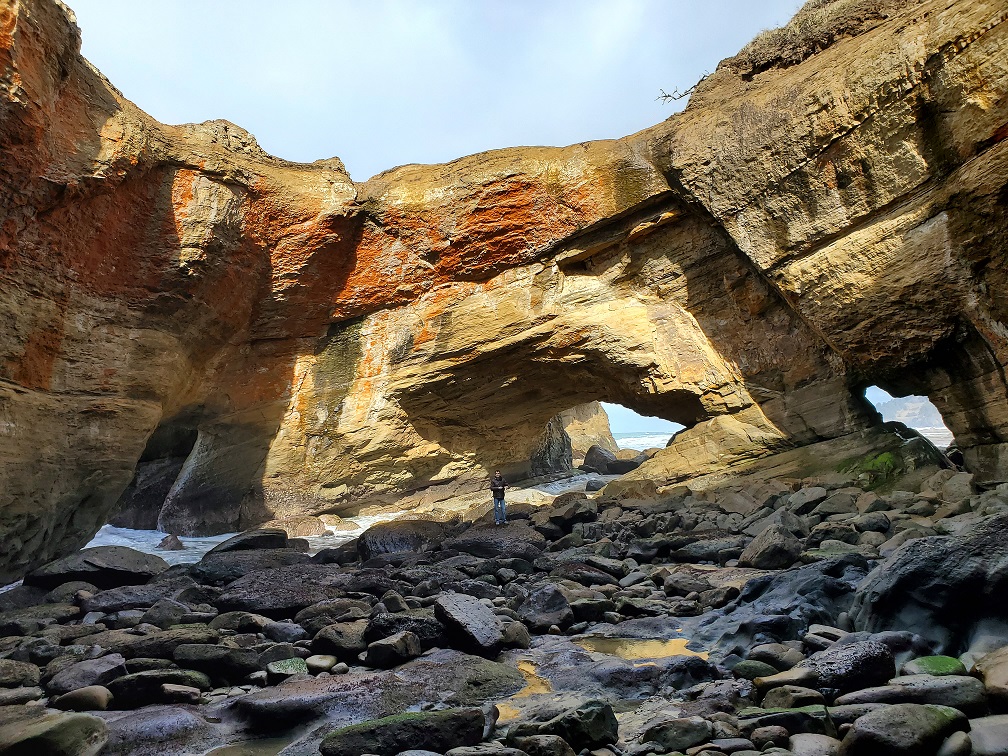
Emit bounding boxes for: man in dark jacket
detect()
[491,471,507,525]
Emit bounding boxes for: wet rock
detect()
[206,529,290,554]
[837,703,966,755]
[435,592,505,657]
[365,630,422,668]
[0,657,40,687]
[47,653,126,695]
[319,707,485,756]
[359,520,448,561]
[795,640,895,694]
[190,549,313,586]
[739,524,802,569]
[969,714,1008,755]
[582,445,618,475]
[641,715,712,751]
[518,585,573,632]
[106,669,211,708]
[0,709,108,755]
[173,643,260,681]
[100,705,220,755]
[508,734,577,756]
[208,610,272,633]
[834,674,987,715]
[936,730,972,756]
[973,646,1008,707]
[738,705,830,736]
[850,514,1008,652]
[266,656,309,684]
[157,535,184,551]
[762,685,826,709]
[24,547,169,590]
[733,660,779,680]
[214,564,348,618]
[365,610,446,651]
[535,700,618,751]
[115,625,219,659]
[445,524,547,562]
[790,732,843,756]
[313,620,370,661]
[52,685,114,711]
[902,655,967,677]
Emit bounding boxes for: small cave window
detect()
[864,386,954,449]
[600,403,685,451]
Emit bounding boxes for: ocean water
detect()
[84,511,402,566]
[613,431,674,451]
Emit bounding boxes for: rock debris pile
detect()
[2,467,1008,755]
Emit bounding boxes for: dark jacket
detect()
[490,474,506,498]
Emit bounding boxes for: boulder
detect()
[106,669,211,708]
[173,644,260,681]
[189,549,313,586]
[47,654,126,695]
[434,592,505,657]
[582,445,617,474]
[445,523,546,562]
[205,529,290,554]
[214,564,347,618]
[115,626,219,659]
[0,658,40,688]
[358,519,447,562]
[850,514,1008,652]
[969,714,1008,756]
[535,700,618,751]
[795,640,895,694]
[312,620,369,661]
[319,707,485,756]
[24,547,169,590]
[837,703,967,755]
[518,585,573,631]
[0,710,108,755]
[261,516,329,537]
[51,685,115,712]
[364,630,423,668]
[738,524,803,569]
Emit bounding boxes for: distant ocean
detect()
[613,431,675,451]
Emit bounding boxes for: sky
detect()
[66,0,811,436]
[67,0,805,181]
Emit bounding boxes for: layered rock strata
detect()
[1,0,1007,579]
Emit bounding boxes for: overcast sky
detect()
[69,0,803,181]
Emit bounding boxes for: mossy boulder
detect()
[319,707,485,756]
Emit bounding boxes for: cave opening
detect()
[863,384,954,450]
[106,421,200,531]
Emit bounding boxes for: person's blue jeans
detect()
[493,496,507,524]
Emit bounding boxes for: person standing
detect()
[490,470,507,525]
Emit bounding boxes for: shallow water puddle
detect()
[496,659,554,721]
[574,637,709,661]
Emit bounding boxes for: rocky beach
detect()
[3,0,1008,753]
[4,441,1008,756]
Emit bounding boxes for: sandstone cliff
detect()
[0,0,1006,581]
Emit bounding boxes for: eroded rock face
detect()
[1,0,1007,579]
